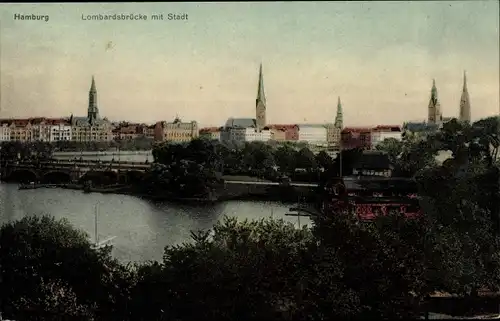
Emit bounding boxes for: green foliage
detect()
[132,216,314,321]
[375,137,403,164]
[0,215,130,321]
[147,139,223,197]
[315,150,333,169]
[0,141,54,162]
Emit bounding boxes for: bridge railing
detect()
[47,159,147,165]
[7,160,149,166]
[5,160,150,169]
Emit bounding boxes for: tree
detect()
[240,142,276,175]
[274,145,297,175]
[9,278,93,320]
[0,215,128,321]
[308,212,430,319]
[315,151,333,170]
[131,216,314,321]
[375,138,403,165]
[296,147,317,170]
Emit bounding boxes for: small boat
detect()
[19,182,37,190]
[90,203,117,250]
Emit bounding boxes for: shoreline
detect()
[14,183,314,204]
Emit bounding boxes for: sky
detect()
[0,2,499,128]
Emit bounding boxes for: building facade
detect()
[30,118,51,142]
[199,127,222,141]
[226,127,272,142]
[145,124,155,139]
[112,123,149,140]
[370,125,402,149]
[9,120,32,142]
[221,118,271,143]
[297,124,328,146]
[0,123,11,141]
[269,127,286,141]
[154,117,199,143]
[267,124,299,141]
[50,121,72,141]
[341,127,372,150]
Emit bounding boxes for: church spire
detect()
[88,75,99,123]
[428,79,442,124]
[431,79,438,103]
[334,96,343,129]
[256,63,266,105]
[90,75,96,92]
[459,70,471,123]
[255,63,267,130]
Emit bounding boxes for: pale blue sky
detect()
[1,2,498,127]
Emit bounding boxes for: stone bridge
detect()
[1,160,150,185]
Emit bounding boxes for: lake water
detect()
[0,182,310,263]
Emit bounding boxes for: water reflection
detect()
[0,183,310,263]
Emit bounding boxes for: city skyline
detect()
[1,2,499,127]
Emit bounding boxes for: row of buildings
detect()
[0,67,474,152]
[0,116,199,144]
[0,77,200,144]
[199,64,345,148]
[198,66,473,150]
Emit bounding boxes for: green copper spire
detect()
[256,63,266,105]
[335,96,343,128]
[431,78,438,104]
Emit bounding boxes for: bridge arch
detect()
[79,170,118,186]
[124,170,146,185]
[6,169,38,183]
[41,171,72,184]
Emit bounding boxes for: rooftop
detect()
[224,118,256,128]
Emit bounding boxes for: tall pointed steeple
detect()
[334,96,343,129]
[257,63,266,105]
[428,79,442,124]
[90,75,97,92]
[88,75,99,124]
[255,63,267,130]
[459,70,471,123]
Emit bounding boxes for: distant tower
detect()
[334,96,343,129]
[428,79,442,124]
[256,63,267,130]
[88,76,100,124]
[459,71,471,123]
